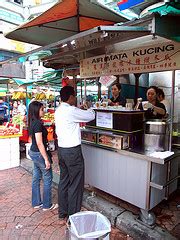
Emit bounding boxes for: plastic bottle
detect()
[134,98,142,110]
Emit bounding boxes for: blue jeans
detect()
[29,150,53,208]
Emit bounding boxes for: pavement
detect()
[0,166,130,240]
[0,153,179,240]
[21,154,180,240]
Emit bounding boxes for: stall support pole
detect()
[98,79,101,100]
[73,75,78,107]
[80,80,83,100]
[54,89,56,110]
[25,86,28,114]
[108,86,111,99]
[84,79,87,101]
[7,83,10,122]
[169,70,175,152]
[134,73,141,105]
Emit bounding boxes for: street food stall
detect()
[3,11,180,225]
[79,37,179,224]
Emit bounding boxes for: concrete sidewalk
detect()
[20,157,179,240]
[0,167,129,240]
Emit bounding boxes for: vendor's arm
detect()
[108,95,126,107]
[153,102,166,116]
[108,99,119,106]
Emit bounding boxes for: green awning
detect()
[0,77,27,85]
[20,71,62,88]
[149,3,180,42]
[149,2,180,16]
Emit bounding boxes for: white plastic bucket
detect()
[68,211,111,240]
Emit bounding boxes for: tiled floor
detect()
[50,150,180,239]
[0,167,130,240]
[19,149,179,239]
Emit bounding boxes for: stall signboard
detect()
[96,112,113,129]
[80,41,180,78]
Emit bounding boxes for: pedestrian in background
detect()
[28,101,58,211]
[12,101,18,117]
[18,100,27,116]
[0,97,8,124]
[55,86,95,220]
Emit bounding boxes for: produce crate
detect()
[20,128,29,143]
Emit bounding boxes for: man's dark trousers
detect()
[58,145,84,218]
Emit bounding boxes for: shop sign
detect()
[80,41,180,78]
[96,112,113,129]
[74,31,123,50]
[0,9,23,25]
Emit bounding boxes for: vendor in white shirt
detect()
[55,86,95,220]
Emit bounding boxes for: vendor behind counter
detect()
[108,82,126,107]
[139,86,166,120]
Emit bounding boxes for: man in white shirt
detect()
[55,86,95,219]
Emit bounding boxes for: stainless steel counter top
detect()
[82,140,179,165]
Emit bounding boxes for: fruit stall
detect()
[42,112,56,151]
[0,124,22,170]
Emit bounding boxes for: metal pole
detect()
[54,89,56,110]
[98,78,101,100]
[169,70,175,151]
[25,86,28,114]
[73,75,77,106]
[84,79,87,101]
[80,80,83,100]
[7,83,10,122]
[134,73,141,105]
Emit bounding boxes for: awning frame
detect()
[2,25,151,67]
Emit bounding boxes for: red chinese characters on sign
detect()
[100,64,103,69]
[119,61,124,67]
[154,55,160,61]
[112,61,117,68]
[144,57,150,64]
[80,42,180,78]
[165,54,171,61]
[135,58,141,65]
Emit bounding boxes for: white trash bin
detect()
[68,211,111,240]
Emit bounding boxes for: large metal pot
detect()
[144,134,166,152]
[145,120,167,134]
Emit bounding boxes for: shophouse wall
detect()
[115,73,149,101]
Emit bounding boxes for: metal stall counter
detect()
[81,107,179,226]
